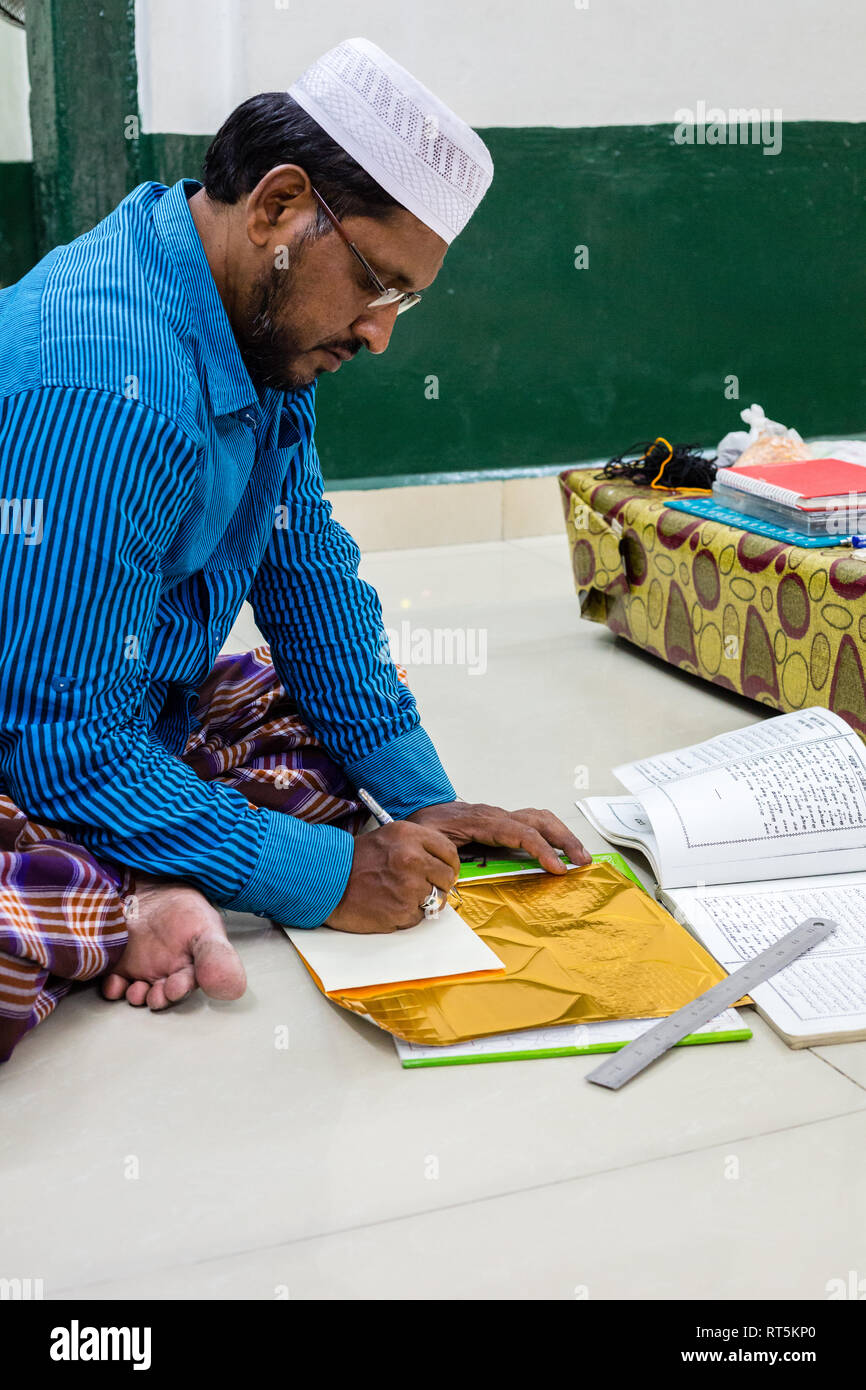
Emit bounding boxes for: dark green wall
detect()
[1,0,139,288]
[145,123,866,482]
[4,121,865,483]
[25,0,141,255]
[0,162,35,288]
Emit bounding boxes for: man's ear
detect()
[245,164,315,247]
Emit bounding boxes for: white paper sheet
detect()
[578,796,662,879]
[662,873,866,1041]
[282,904,504,993]
[637,739,866,885]
[581,708,866,887]
[614,707,854,793]
[394,1008,748,1064]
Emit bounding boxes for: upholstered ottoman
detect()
[559,467,866,736]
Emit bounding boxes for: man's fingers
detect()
[419,850,459,894]
[416,826,462,877]
[510,809,593,867]
[466,810,582,873]
[502,823,568,872]
[394,908,427,931]
[455,812,563,871]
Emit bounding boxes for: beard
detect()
[234,253,316,393]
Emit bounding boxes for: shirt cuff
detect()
[344,724,456,819]
[220,809,355,929]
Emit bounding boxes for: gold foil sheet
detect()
[320,861,735,1046]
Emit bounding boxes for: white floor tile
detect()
[6,535,864,1301]
[54,1109,866,1300]
[2,912,862,1294]
[813,1044,866,1089]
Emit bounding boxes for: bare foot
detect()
[101,876,247,1011]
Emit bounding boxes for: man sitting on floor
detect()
[0,38,589,1063]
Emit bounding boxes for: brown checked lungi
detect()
[0,645,383,1063]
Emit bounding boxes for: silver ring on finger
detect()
[421,886,444,919]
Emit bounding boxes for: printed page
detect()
[577,797,662,880]
[394,1008,747,1064]
[636,731,866,885]
[282,904,504,993]
[615,707,853,793]
[663,872,866,1039]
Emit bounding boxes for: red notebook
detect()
[722,457,866,510]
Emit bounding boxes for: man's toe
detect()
[163,966,196,1005]
[126,980,150,1007]
[145,978,169,1010]
[101,972,130,1001]
[193,933,247,1001]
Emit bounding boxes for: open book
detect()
[578,708,866,1045]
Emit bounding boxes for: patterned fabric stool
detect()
[559,467,866,737]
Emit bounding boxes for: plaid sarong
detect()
[0,645,378,1063]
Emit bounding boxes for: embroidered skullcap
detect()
[289,37,494,243]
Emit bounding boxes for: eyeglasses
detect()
[311,187,422,315]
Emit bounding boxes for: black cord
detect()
[598,438,718,490]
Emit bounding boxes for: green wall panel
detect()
[148,123,866,483]
[0,162,36,288]
[313,123,866,482]
[141,133,209,191]
[9,121,866,483]
[26,0,142,256]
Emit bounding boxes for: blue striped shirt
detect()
[0,178,455,928]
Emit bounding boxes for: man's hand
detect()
[405,802,592,873]
[324,821,462,934]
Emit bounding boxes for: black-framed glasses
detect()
[311,187,422,315]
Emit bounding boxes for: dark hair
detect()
[201,92,401,226]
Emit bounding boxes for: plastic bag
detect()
[716,403,811,470]
[807,439,866,466]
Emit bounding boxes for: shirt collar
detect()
[151,178,262,419]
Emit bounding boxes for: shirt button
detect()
[51,676,74,692]
[239,409,257,428]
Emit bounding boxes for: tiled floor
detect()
[3,535,864,1300]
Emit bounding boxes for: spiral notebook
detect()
[723,456,866,509]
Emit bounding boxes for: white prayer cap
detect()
[288,37,493,244]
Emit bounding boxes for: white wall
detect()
[0,20,30,161]
[136,0,866,134]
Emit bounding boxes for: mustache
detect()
[316,337,364,360]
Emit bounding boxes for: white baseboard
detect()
[323,473,568,551]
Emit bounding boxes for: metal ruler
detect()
[586,916,836,1090]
